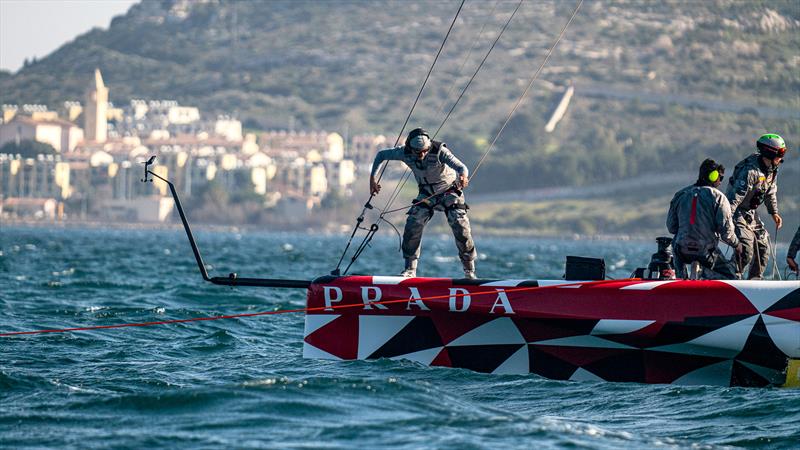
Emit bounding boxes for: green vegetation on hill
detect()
[0,140,57,158]
[1,0,797,234]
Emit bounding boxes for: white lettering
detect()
[449,288,471,312]
[406,287,430,311]
[489,289,515,314]
[323,286,342,311]
[361,286,387,310]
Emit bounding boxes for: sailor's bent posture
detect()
[667,159,741,279]
[727,133,786,279]
[370,128,477,279]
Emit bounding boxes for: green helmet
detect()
[756,133,786,159]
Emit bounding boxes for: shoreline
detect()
[1,218,662,242]
[4,219,797,249]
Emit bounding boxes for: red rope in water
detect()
[0,283,583,337]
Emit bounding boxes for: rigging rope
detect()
[471,0,583,178]
[343,2,527,274]
[1,283,574,337]
[333,0,466,275]
[343,0,583,273]
[376,0,584,218]
[379,0,523,219]
[432,0,523,140]
[433,0,502,119]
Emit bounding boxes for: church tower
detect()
[84,68,108,143]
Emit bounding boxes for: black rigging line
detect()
[434,0,502,122]
[344,1,525,275]
[432,0,523,139]
[380,0,584,217]
[382,0,523,213]
[471,0,583,178]
[333,0,466,275]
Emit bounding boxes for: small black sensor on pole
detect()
[140,155,156,182]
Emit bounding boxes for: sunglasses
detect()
[764,144,786,158]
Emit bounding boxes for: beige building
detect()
[102,196,174,222]
[0,115,84,153]
[349,134,388,165]
[324,132,344,162]
[0,154,71,200]
[0,197,58,220]
[2,104,18,122]
[84,68,108,143]
[214,117,243,141]
[167,106,200,125]
[62,101,83,122]
[306,163,328,197]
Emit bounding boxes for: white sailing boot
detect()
[400,258,417,278]
[463,260,477,279]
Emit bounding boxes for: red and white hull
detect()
[303,276,800,387]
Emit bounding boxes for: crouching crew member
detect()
[667,159,741,279]
[788,226,800,275]
[370,128,477,279]
[726,133,786,279]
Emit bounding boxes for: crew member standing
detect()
[370,128,477,279]
[787,225,800,275]
[667,159,741,279]
[726,133,787,279]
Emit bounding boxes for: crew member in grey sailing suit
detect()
[726,133,786,279]
[787,226,800,275]
[370,128,477,279]
[667,159,742,279]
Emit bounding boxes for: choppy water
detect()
[1,226,798,449]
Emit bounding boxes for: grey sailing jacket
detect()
[667,184,739,255]
[726,154,779,217]
[370,142,468,195]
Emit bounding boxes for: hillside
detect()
[1,0,798,236]
[2,0,797,131]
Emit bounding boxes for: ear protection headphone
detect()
[708,169,720,183]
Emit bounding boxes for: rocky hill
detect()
[1,0,798,211]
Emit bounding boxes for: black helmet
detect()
[405,128,431,152]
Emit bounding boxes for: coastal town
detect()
[0,69,388,224]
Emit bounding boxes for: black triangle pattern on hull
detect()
[730,360,771,387]
[528,346,579,380]
[514,318,599,343]
[764,287,800,314]
[447,344,526,373]
[582,350,646,383]
[735,315,788,371]
[368,316,443,359]
[643,314,755,348]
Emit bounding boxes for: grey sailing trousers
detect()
[733,212,770,279]
[402,190,476,267]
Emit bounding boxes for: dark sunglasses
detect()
[765,144,786,158]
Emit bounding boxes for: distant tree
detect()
[0,139,57,158]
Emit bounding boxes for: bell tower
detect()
[84,68,108,143]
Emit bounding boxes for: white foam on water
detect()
[433,255,456,263]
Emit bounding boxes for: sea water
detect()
[1,226,798,449]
